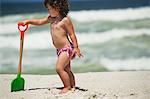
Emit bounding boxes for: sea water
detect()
[0,7,150,74]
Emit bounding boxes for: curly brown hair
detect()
[44,0,70,18]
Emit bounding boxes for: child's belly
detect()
[50,26,71,49]
[51,34,70,49]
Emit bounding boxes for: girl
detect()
[19,0,82,94]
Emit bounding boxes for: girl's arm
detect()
[64,17,82,57]
[21,17,50,26]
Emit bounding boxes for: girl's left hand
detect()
[73,48,83,58]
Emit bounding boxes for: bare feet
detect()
[59,87,71,94]
[71,86,76,91]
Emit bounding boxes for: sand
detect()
[0,71,150,99]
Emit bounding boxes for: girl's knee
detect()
[56,66,63,73]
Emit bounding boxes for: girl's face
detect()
[46,4,59,17]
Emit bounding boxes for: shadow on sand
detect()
[25,87,88,92]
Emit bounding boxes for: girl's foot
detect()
[71,86,76,91]
[59,87,71,94]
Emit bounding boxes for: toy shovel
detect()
[11,23,28,92]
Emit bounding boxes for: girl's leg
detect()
[65,62,75,89]
[56,52,71,94]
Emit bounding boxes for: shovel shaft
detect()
[17,23,28,75]
[18,34,24,75]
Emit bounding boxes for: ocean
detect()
[0,1,150,74]
[1,0,150,15]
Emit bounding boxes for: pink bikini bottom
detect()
[56,44,76,60]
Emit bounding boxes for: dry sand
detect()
[0,71,150,99]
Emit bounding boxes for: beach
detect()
[0,71,150,99]
[1,1,150,99]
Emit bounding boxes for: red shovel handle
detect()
[18,22,28,38]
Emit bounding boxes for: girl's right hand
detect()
[18,20,28,26]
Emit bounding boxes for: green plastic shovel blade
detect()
[11,74,25,92]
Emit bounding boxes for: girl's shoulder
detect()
[62,16,72,24]
[63,16,71,21]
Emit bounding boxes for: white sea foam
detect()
[100,58,150,70]
[0,7,150,34]
[0,29,150,49]
[0,23,17,34]
[77,29,150,45]
[0,31,53,49]
[0,13,45,34]
[69,7,150,22]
